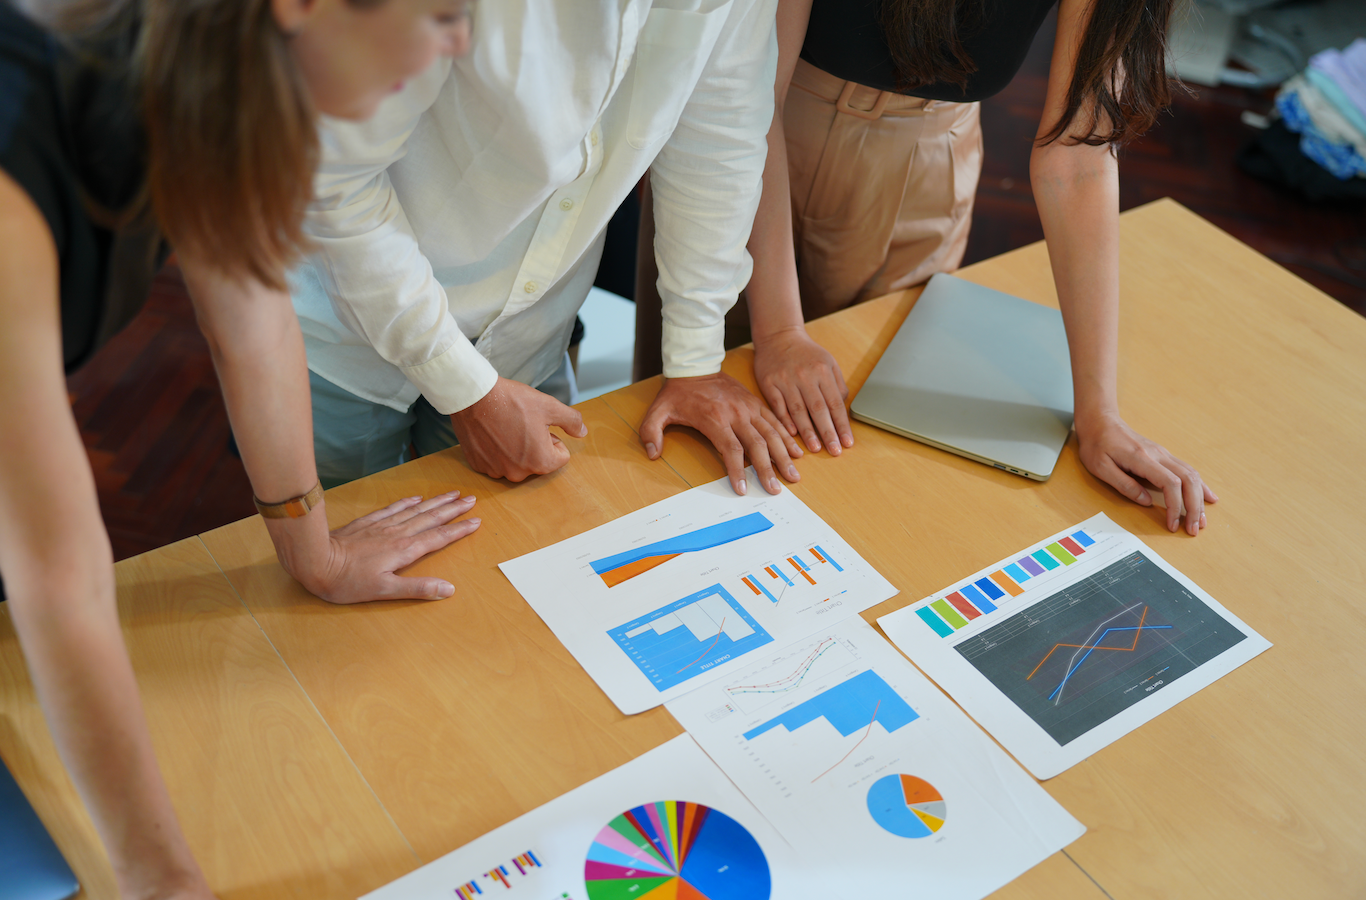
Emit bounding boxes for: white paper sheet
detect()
[361,735,820,900]
[666,617,1085,900]
[499,470,897,713]
[878,513,1272,778]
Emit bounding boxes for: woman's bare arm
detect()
[0,172,213,899]
[744,0,854,458]
[1031,0,1215,535]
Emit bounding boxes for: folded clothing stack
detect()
[1275,39,1366,180]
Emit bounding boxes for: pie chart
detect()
[584,800,770,900]
[866,774,947,838]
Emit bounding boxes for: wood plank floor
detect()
[73,27,1364,560]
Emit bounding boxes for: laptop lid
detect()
[0,755,79,900]
[850,273,1074,480]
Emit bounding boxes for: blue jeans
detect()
[310,354,578,488]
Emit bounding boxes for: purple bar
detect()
[1018,556,1046,576]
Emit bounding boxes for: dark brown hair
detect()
[24,0,382,289]
[879,0,1177,147]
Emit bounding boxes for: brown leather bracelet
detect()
[253,482,324,519]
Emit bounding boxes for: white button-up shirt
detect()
[290,0,778,414]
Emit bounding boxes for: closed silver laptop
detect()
[850,273,1074,480]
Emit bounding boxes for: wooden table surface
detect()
[3,199,1362,899]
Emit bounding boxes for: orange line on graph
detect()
[676,617,726,674]
[1026,606,1150,680]
[811,699,880,783]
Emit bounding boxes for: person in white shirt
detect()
[291,0,805,498]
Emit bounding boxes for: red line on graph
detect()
[811,699,880,783]
[1026,606,1150,680]
[727,638,835,692]
[676,617,726,674]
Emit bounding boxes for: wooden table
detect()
[3,200,1363,899]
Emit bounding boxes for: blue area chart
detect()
[742,670,920,740]
[608,585,774,691]
[590,513,774,587]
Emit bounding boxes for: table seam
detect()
[194,534,422,866]
[1063,848,1116,900]
[596,394,700,488]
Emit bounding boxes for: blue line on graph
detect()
[590,512,773,575]
[1048,625,1174,701]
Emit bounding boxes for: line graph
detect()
[722,637,854,714]
[1026,604,1173,703]
[953,551,1249,745]
[811,699,880,783]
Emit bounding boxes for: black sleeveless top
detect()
[0,3,160,374]
[800,0,1058,102]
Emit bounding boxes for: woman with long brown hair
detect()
[648,0,1217,533]
[0,0,472,895]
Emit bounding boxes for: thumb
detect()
[545,397,587,438]
[382,576,456,601]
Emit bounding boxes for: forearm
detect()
[180,259,334,594]
[1030,144,1121,424]
[746,109,805,341]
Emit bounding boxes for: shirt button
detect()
[559,198,574,211]
[590,132,599,146]
[524,281,537,294]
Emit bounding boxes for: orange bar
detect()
[765,566,778,578]
[743,577,761,595]
[990,570,1024,597]
[789,559,817,585]
[810,547,828,563]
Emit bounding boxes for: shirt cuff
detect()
[402,335,500,415]
[661,320,727,379]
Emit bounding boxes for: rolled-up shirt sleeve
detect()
[301,63,499,414]
[649,0,778,379]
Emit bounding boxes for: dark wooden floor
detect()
[75,25,1364,560]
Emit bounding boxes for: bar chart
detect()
[744,544,846,605]
[742,669,919,741]
[608,585,774,691]
[916,529,1097,638]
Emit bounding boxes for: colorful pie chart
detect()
[584,800,770,900]
[866,774,947,838]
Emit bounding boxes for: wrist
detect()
[264,508,333,597]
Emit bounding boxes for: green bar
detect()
[930,599,969,629]
[1046,541,1077,565]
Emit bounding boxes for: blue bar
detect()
[527,851,541,867]
[814,545,844,572]
[752,576,779,604]
[974,577,1005,601]
[958,583,998,613]
[792,554,810,570]
[1031,549,1061,570]
[916,606,955,638]
[1003,562,1031,584]
[1071,530,1096,547]
[773,565,794,586]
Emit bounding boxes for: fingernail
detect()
[645,442,657,458]
[468,517,481,526]
[1138,490,1151,505]
[827,441,841,455]
[786,465,798,480]
[843,434,854,447]
[737,480,747,495]
[769,478,782,493]
[809,439,821,452]
[437,583,455,598]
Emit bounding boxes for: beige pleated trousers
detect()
[786,58,983,320]
[632,59,983,378]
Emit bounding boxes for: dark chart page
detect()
[953,552,1248,746]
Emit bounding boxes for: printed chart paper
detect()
[879,513,1272,778]
[500,470,896,713]
[361,735,825,900]
[667,618,1084,899]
